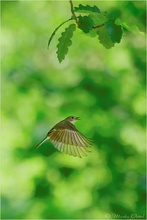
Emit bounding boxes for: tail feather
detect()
[35,136,49,149]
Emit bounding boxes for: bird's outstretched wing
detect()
[48,128,92,158]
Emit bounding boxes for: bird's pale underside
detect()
[35,116,92,158]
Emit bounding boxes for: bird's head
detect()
[66,116,80,124]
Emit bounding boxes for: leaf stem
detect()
[93,23,105,29]
[69,0,78,25]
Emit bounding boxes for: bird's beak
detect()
[76,117,80,120]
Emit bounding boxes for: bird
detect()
[35,116,92,158]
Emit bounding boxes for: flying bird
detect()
[35,116,92,158]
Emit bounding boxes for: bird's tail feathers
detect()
[35,136,49,149]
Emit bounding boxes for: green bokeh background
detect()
[1,1,146,219]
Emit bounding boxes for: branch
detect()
[69,0,78,25]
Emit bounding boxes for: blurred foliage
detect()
[1,1,146,219]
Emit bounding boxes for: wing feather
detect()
[70,145,75,156]
[70,131,77,146]
[60,143,65,152]
[65,130,70,145]
[72,145,77,157]
[74,131,86,147]
[64,144,69,154]
[72,131,81,146]
[58,131,65,143]
[60,130,66,143]
[75,145,82,158]
[66,145,70,155]
[64,130,69,143]
[68,145,72,156]
[55,142,62,151]
[48,127,92,158]
[78,147,88,156]
[76,131,92,147]
[49,130,61,141]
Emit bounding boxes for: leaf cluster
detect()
[48,3,142,62]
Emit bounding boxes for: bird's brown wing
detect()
[48,128,92,158]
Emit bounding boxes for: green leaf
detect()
[74,4,100,13]
[78,16,94,33]
[106,8,122,19]
[105,19,123,43]
[47,18,73,49]
[89,12,106,26]
[56,24,76,63]
[88,29,99,38]
[97,26,114,49]
[115,18,145,36]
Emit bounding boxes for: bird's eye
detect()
[71,116,74,119]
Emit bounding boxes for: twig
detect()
[93,23,105,29]
[69,0,78,25]
[47,18,73,49]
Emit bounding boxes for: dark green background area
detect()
[1,1,146,219]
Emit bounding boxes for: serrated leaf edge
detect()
[56,24,76,62]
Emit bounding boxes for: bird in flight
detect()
[35,116,92,158]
